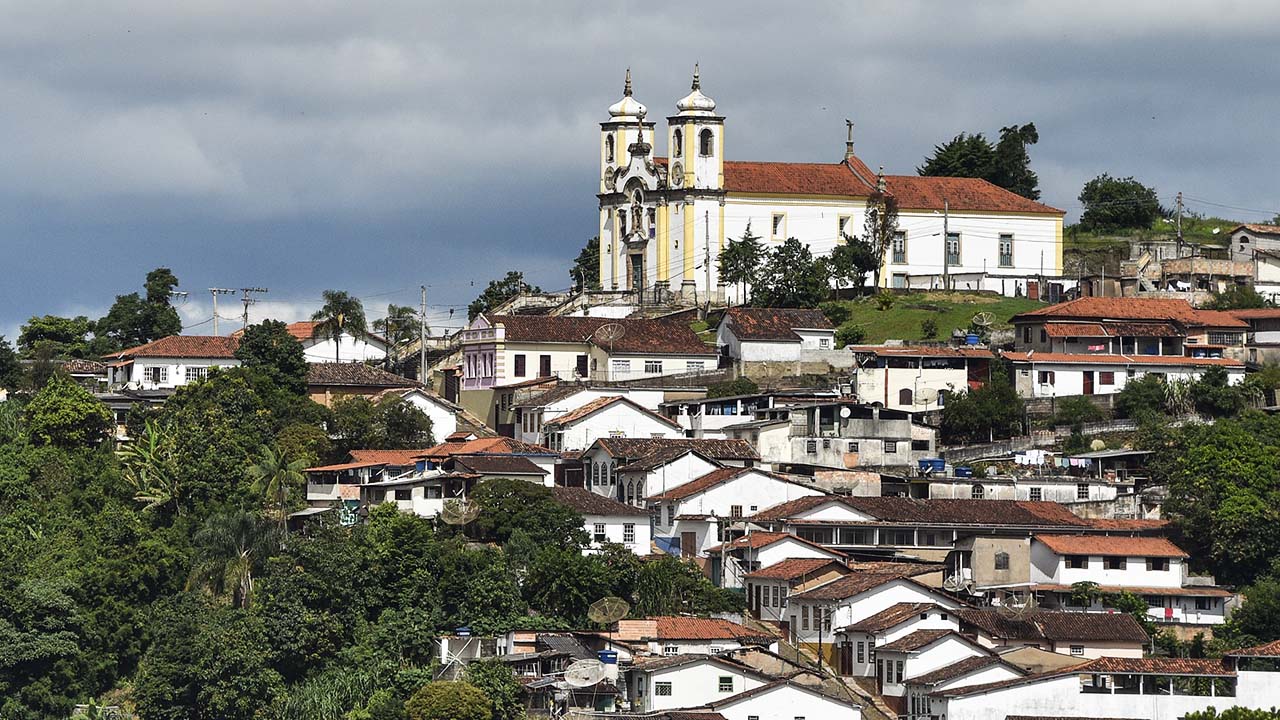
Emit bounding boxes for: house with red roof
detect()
[232,320,388,364]
[105,335,241,390]
[539,396,683,453]
[714,308,837,365]
[595,69,1067,304]
[739,555,849,624]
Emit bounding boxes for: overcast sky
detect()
[3,1,1280,340]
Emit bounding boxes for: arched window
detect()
[994,551,1010,570]
[605,134,615,163]
[937,389,949,407]
[609,461,616,484]
[673,128,683,157]
[899,388,914,406]
[699,129,714,156]
[592,462,601,487]
[971,484,985,500]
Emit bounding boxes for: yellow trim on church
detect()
[682,202,695,282]
[657,205,670,282]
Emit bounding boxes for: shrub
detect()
[819,301,851,327]
[875,292,896,311]
[835,324,866,348]
[921,317,938,339]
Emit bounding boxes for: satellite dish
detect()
[917,388,939,405]
[838,407,851,419]
[943,575,975,594]
[1212,227,1221,235]
[591,323,626,352]
[563,659,607,687]
[971,312,994,328]
[440,498,481,525]
[997,591,1039,621]
[588,596,631,625]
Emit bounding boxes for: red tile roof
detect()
[349,449,434,467]
[840,602,939,634]
[1231,223,1280,236]
[307,362,422,387]
[450,454,547,476]
[885,175,1063,215]
[543,396,681,430]
[1082,518,1169,532]
[847,345,995,359]
[1033,583,1232,597]
[705,531,838,558]
[650,616,775,641]
[752,495,1090,528]
[1227,639,1280,657]
[909,656,1022,686]
[549,487,648,517]
[1014,297,1248,328]
[304,459,386,472]
[487,315,715,356]
[1001,350,1244,368]
[645,467,811,502]
[791,571,929,602]
[877,629,957,652]
[588,437,759,462]
[1228,308,1280,320]
[112,335,239,359]
[1079,656,1232,675]
[1034,534,1187,558]
[956,608,1150,644]
[420,436,555,460]
[744,557,849,581]
[722,307,834,342]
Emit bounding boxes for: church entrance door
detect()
[629,254,644,292]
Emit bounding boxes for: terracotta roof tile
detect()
[791,571,924,602]
[840,602,938,633]
[544,396,681,430]
[648,616,775,641]
[549,487,648,517]
[722,308,834,342]
[744,557,849,581]
[1032,583,1232,597]
[589,437,759,462]
[488,315,715,356]
[956,608,1149,644]
[1079,656,1232,675]
[1001,350,1243,368]
[348,449,434,467]
[1227,639,1280,657]
[450,454,547,476]
[646,467,814,502]
[1033,534,1187,558]
[1228,308,1280,320]
[420,436,556,460]
[306,362,421,387]
[112,335,239,359]
[848,345,995,359]
[909,656,1021,686]
[885,175,1064,215]
[878,629,956,652]
[720,159,877,196]
[1014,297,1248,328]
[1231,223,1280,235]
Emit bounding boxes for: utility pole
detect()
[208,288,236,335]
[419,285,428,384]
[942,198,951,291]
[704,210,712,312]
[1176,191,1184,244]
[239,287,268,331]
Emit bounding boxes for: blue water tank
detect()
[598,650,618,665]
[965,333,980,345]
[954,466,974,478]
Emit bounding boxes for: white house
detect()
[742,557,851,625]
[849,345,994,412]
[1028,534,1232,626]
[541,396,684,453]
[613,616,778,658]
[550,487,652,555]
[873,630,992,698]
[647,468,824,558]
[660,390,837,439]
[714,533,846,590]
[105,335,241,390]
[701,679,861,720]
[716,308,837,363]
[623,653,772,714]
[954,607,1149,659]
[835,603,960,678]
[1003,350,1245,399]
[516,385,665,445]
[901,655,1026,720]
[580,437,759,506]
[280,320,388,364]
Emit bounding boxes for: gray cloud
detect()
[3,1,1280,338]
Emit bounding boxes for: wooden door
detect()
[681,532,697,558]
[1083,371,1094,395]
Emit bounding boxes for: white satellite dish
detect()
[588,596,631,625]
[563,659,607,687]
[917,388,940,405]
[440,498,481,525]
[838,406,851,419]
[998,591,1039,621]
[1212,227,1221,235]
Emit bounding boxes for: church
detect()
[597,68,1069,303]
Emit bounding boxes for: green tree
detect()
[1205,286,1271,310]
[570,236,602,292]
[0,335,22,388]
[468,272,541,321]
[1191,365,1255,418]
[1053,395,1105,428]
[331,395,434,451]
[23,372,111,448]
[835,324,866,348]
[0,578,84,718]
[1115,374,1168,419]
[718,223,767,303]
[706,376,758,399]
[117,418,183,516]
[1069,580,1101,608]
[1078,174,1162,231]
[249,445,308,529]
[464,659,525,720]
[404,681,491,720]
[632,555,743,616]
[826,236,878,296]
[311,290,369,363]
[752,238,830,308]
[96,267,183,348]
[234,319,310,394]
[918,133,995,180]
[1184,708,1280,720]
[991,123,1041,200]
[187,510,279,609]
[1102,589,1155,636]
[941,361,1024,444]
[862,188,900,289]
[468,477,588,547]
[374,304,421,368]
[17,315,96,359]
[1216,573,1280,648]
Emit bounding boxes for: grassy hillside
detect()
[830,291,1044,344]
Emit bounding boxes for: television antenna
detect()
[591,323,625,353]
[562,658,607,688]
[997,591,1039,621]
[440,498,481,526]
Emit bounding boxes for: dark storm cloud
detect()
[2,1,1279,337]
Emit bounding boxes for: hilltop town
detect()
[6,70,1280,720]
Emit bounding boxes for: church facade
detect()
[597,69,1069,303]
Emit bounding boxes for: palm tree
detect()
[311,290,368,363]
[372,303,420,369]
[117,418,182,516]
[248,445,308,532]
[187,510,278,609]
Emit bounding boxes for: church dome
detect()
[675,64,716,116]
[608,68,647,120]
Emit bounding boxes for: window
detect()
[538,355,552,377]
[593,523,607,542]
[898,388,913,406]
[1195,597,1213,611]
[892,231,907,264]
[895,660,904,684]
[666,505,675,526]
[1023,327,1031,344]
[1070,644,1085,657]
[730,505,743,519]
[623,523,635,543]
[655,680,673,694]
[394,488,412,501]
[801,605,810,630]
[847,441,859,453]
[945,231,961,265]
[1038,370,1056,385]
[673,128,683,157]
[1099,371,1115,385]
[994,552,1010,570]
[1148,557,1169,571]
[772,585,780,608]
[513,354,526,377]
[618,209,627,235]
[1067,555,1088,569]
[823,607,831,631]
[806,439,817,454]
[644,360,663,374]
[687,360,705,373]
[1029,487,1042,501]
[1040,329,1048,343]
[611,359,631,375]
[709,645,723,654]
[971,484,984,499]
[883,440,898,454]
[605,134,615,163]
[1106,557,1125,570]
[911,439,930,451]
[998,233,1013,267]
[838,215,852,239]
[648,208,656,238]
[772,213,786,240]
[819,338,831,349]
[576,354,588,377]
[144,366,169,384]
[183,366,207,383]
[1210,332,1245,346]
[699,128,714,156]
[718,675,733,693]
[1077,483,1090,500]
[856,641,865,664]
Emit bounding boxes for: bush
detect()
[875,292,896,311]
[835,324,866,348]
[707,377,758,399]
[404,681,491,720]
[921,317,938,339]
[819,301,851,327]
[1115,374,1166,419]
[1053,396,1105,428]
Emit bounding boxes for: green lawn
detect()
[832,291,1045,344]
[1064,215,1242,252]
